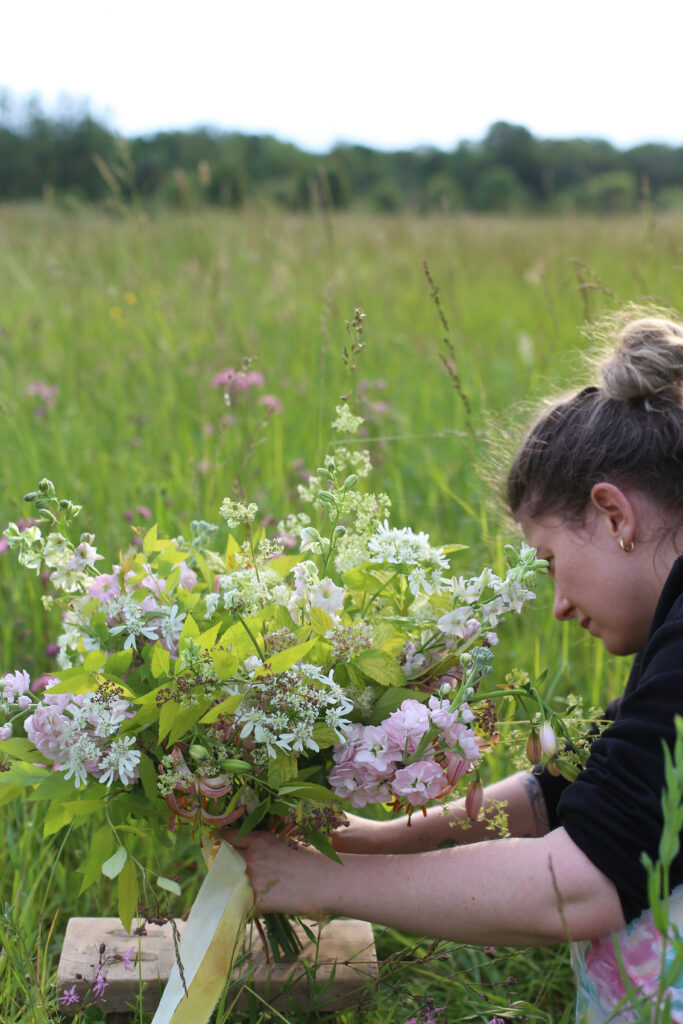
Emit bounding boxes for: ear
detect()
[589,482,636,546]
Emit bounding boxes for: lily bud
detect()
[465,779,483,820]
[219,758,251,775]
[525,729,543,765]
[189,744,209,763]
[539,722,558,757]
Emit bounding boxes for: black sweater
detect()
[536,554,683,923]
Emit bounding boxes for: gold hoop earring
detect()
[619,538,635,553]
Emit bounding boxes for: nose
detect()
[553,590,574,621]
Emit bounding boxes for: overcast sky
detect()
[3,0,682,153]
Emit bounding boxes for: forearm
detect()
[282,828,625,946]
[338,771,550,854]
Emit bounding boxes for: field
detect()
[1,204,682,1022]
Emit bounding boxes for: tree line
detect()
[2,92,683,213]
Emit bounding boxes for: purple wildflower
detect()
[92,968,109,997]
[57,985,80,1006]
[121,945,137,972]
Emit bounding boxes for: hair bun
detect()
[598,316,683,403]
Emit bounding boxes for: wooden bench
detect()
[57,916,378,1022]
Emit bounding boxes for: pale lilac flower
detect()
[382,700,431,756]
[121,945,137,971]
[0,725,12,741]
[137,505,152,520]
[539,722,558,757]
[57,985,80,1006]
[0,537,8,555]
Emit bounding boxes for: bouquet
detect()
[1,407,550,1017]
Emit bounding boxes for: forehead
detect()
[520,515,585,553]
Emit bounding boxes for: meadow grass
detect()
[1,204,682,1021]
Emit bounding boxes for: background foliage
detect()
[3,90,683,213]
[1,202,682,1020]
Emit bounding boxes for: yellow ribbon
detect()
[151,841,253,1024]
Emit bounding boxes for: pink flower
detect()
[136,505,152,520]
[0,726,12,741]
[383,700,431,756]
[26,381,58,407]
[121,945,137,971]
[31,674,58,694]
[259,394,283,413]
[391,759,448,806]
[92,967,109,997]
[0,537,8,555]
[87,573,121,602]
[58,985,80,1007]
[212,368,237,389]
[1,670,31,703]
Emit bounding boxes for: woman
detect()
[225,312,683,1020]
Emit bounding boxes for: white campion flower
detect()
[437,606,476,638]
[310,578,345,617]
[43,533,71,569]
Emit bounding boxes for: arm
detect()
[223,824,625,947]
[333,771,550,854]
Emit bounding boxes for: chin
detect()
[602,637,639,657]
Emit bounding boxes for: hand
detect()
[220,828,331,917]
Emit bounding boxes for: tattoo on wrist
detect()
[522,774,550,836]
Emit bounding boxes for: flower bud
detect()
[23,492,38,502]
[342,474,358,491]
[539,722,558,757]
[316,467,334,479]
[465,778,483,820]
[38,478,55,495]
[219,758,251,775]
[460,653,472,666]
[525,729,543,765]
[189,744,209,763]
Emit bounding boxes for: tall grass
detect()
[1,204,682,1020]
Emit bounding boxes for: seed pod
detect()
[465,778,483,820]
[525,729,543,765]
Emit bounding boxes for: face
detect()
[522,513,662,656]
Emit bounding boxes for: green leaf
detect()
[166,698,212,746]
[369,686,427,725]
[279,781,342,803]
[199,694,241,724]
[179,613,200,644]
[256,638,319,677]
[311,723,340,749]
[191,547,214,588]
[158,700,186,743]
[79,826,115,894]
[151,643,171,679]
[267,751,298,788]
[308,607,334,636]
[102,845,128,879]
[305,830,343,864]
[157,876,182,897]
[212,649,239,679]
[45,671,93,695]
[142,523,160,554]
[0,761,50,788]
[268,554,302,579]
[138,754,161,804]
[350,648,406,687]
[197,623,221,650]
[84,649,107,672]
[118,856,139,933]
[0,738,41,762]
[237,799,270,837]
[105,649,134,676]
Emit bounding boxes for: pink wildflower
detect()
[31,674,58,694]
[121,945,137,971]
[0,537,8,555]
[136,505,152,520]
[92,967,109,997]
[259,394,283,413]
[58,985,80,1006]
[26,381,58,407]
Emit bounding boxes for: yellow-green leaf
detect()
[212,649,239,679]
[311,723,340,749]
[199,694,241,724]
[102,845,127,879]
[350,648,406,688]
[151,643,171,679]
[256,638,318,677]
[79,825,115,894]
[309,607,334,636]
[118,856,139,933]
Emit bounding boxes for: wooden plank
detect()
[57,916,377,1016]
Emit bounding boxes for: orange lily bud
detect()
[525,729,542,765]
[465,778,483,820]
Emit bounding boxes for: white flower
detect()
[99,735,141,786]
[310,578,345,617]
[367,521,449,569]
[332,404,365,435]
[204,592,220,618]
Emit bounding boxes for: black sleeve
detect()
[532,694,624,831]
[555,616,683,923]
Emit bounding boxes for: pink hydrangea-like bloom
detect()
[383,700,431,756]
[25,694,71,760]
[87,573,121,602]
[1,670,31,703]
[391,759,448,805]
